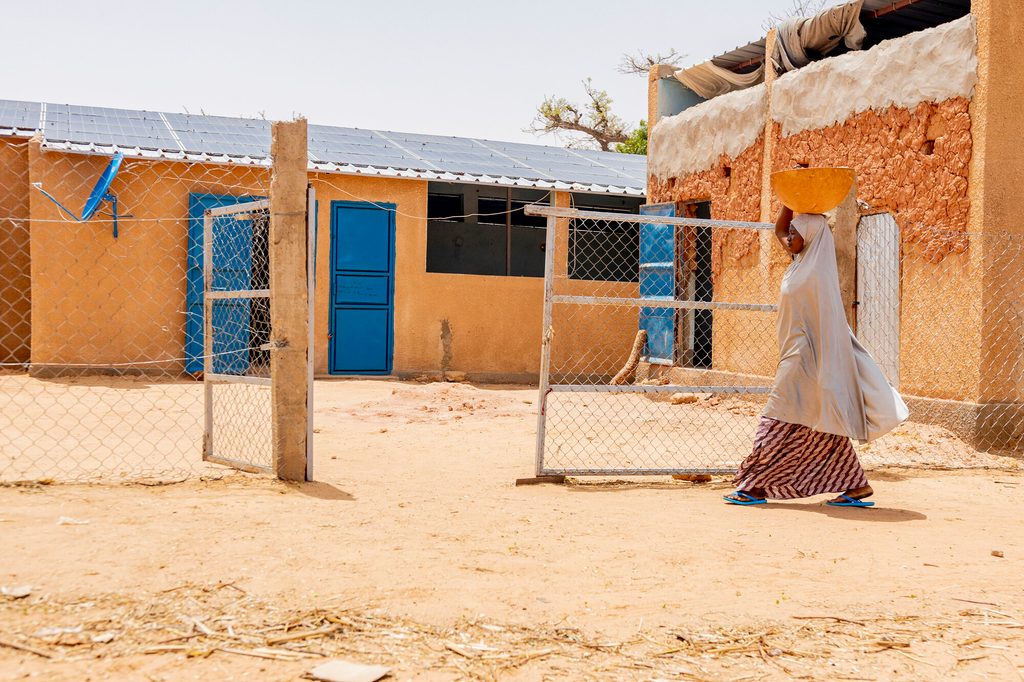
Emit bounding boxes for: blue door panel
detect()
[335,274,390,306]
[332,308,390,372]
[329,202,396,375]
[211,301,250,374]
[639,203,676,364]
[335,207,392,272]
[185,192,263,374]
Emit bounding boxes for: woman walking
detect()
[724,205,908,507]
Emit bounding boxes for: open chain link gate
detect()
[201,188,316,476]
[526,204,1024,476]
[528,205,778,476]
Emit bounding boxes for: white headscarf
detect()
[763,213,908,442]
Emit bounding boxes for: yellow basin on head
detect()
[771,167,855,214]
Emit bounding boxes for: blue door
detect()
[186,193,263,374]
[329,201,396,375]
[639,202,676,365]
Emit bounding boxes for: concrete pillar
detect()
[269,119,309,481]
[647,67,660,132]
[966,1,1024,450]
[759,28,780,224]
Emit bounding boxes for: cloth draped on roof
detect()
[772,0,867,73]
[673,62,765,100]
[666,0,866,100]
[762,213,908,443]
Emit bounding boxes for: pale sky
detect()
[2,0,806,145]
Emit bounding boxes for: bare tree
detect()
[617,49,685,77]
[762,0,831,30]
[527,79,629,151]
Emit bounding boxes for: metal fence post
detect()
[305,185,316,482]
[202,211,214,460]
[533,198,558,476]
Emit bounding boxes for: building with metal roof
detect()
[0,99,645,197]
[0,98,646,383]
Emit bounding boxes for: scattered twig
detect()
[952,598,1000,607]
[216,646,307,661]
[266,624,338,645]
[792,615,867,626]
[0,638,52,659]
[159,584,191,594]
[143,644,190,654]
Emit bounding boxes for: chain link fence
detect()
[202,200,274,474]
[529,205,1024,476]
[0,133,283,482]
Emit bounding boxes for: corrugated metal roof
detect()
[711,38,768,72]
[0,99,647,196]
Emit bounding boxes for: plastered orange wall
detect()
[16,146,636,380]
[310,176,639,381]
[0,138,31,363]
[969,0,1024,407]
[309,173,552,380]
[27,142,269,368]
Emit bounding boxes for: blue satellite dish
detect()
[32,151,125,237]
[82,152,123,221]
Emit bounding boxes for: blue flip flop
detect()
[826,494,875,508]
[724,492,767,506]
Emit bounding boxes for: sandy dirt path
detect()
[1,380,1022,680]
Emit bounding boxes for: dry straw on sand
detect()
[2,583,1022,680]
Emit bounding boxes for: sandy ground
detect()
[1,379,1023,680]
[1,375,1015,482]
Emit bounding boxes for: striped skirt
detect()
[733,416,868,500]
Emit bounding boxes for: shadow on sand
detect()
[737,501,927,522]
[285,481,355,501]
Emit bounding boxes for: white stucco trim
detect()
[649,84,767,178]
[772,15,978,137]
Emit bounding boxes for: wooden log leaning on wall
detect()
[610,329,648,386]
[270,118,310,481]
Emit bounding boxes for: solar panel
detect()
[163,112,270,157]
[43,104,181,151]
[489,140,646,181]
[0,100,42,132]
[2,99,645,192]
[382,131,479,149]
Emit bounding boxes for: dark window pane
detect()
[510,201,546,227]
[510,225,545,277]
[428,193,464,221]
[426,220,506,275]
[477,197,507,225]
[249,209,271,371]
[690,201,713,368]
[568,218,639,282]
